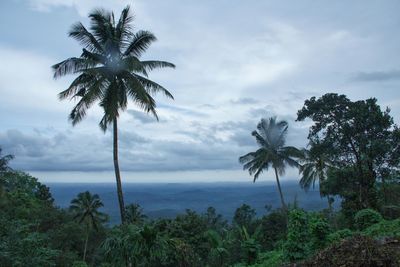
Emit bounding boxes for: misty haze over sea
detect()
[47,181,332,224]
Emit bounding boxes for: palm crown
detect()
[239,117,301,181]
[70,191,106,230]
[299,148,331,191]
[52,6,175,130]
[239,117,302,209]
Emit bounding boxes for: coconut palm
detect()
[238,226,261,265]
[102,224,169,266]
[70,191,107,261]
[206,230,228,266]
[239,117,302,210]
[125,203,147,225]
[299,144,334,208]
[299,150,330,192]
[52,6,174,223]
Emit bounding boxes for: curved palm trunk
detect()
[274,167,287,210]
[113,119,126,224]
[83,228,89,261]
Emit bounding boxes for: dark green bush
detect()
[354,209,383,230]
[362,219,400,238]
[257,250,285,267]
[71,261,89,267]
[327,229,353,244]
[309,214,331,250]
[283,209,310,261]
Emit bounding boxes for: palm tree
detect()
[206,230,228,266]
[238,226,261,265]
[70,191,107,261]
[102,224,169,266]
[125,203,147,225]
[0,147,14,173]
[299,145,333,208]
[52,6,175,223]
[239,117,302,210]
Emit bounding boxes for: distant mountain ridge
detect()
[47,181,333,224]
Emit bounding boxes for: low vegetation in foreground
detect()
[0,170,399,267]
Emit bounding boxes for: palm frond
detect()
[124,30,157,57]
[69,77,107,125]
[251,130,267,148]
[121,72,158,119]
[81,48,107,64]
[52,57,97,79]
[122,56,148,77]
[239,151,256,165]
[134,75,174,99]
[141,60,175,71]
[69,22,104,53]
[115,6,134,48]
[58,73,95,100]
[89,8,113,45]
[99,81,121,128]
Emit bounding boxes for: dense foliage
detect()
[1,169,399,266]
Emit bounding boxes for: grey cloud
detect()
[230,98,260,105]
[127,110,159,124]
[0,126,244,172]
[351,70,400,82]
[158,104,209,118]
[230,130,256,147]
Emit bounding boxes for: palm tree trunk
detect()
[274,167,287,210]
[83,229,89,261]
[382,175,388,205]
[113,118,126,224]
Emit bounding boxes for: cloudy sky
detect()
[1,0,400,182]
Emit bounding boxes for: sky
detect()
[1,0,400,183]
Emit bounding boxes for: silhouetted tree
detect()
[239,117,302,209]
[53,6,174,223]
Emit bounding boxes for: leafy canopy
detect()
[52,6,175,130]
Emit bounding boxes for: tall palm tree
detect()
[70,191,107,261]
[239,117,302,210]
[52,6,175,223]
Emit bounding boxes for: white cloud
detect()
[28,0,132,16]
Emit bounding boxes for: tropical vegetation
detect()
[1,93,400,266]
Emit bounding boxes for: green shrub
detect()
[257,250,285,267]
[327,228,353,244]
[309,214,331,250]
[232,250,285,267]
[71,261,88,267]
[354,209,383,230]
[283,209,310,261]
[363,219,400,238]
